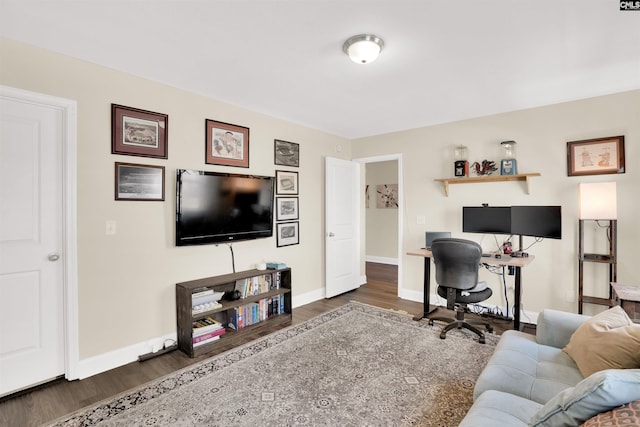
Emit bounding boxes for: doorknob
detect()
[328,232,335,237]
[48,253,60,262]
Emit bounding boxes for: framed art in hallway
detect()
[115,162,165,201]
[274,139,299,167]
[275,170,298,195]
[111,104,168,159]
[276,197,299,221]
[205,119,250,168]
[567,135,625,176]
[276,221,299,247]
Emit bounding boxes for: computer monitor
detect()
[511,206,562,239]
[462,206,511,235]
[425,231,451,249]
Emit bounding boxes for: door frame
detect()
[353,154,404,297]
[1,85,79,381]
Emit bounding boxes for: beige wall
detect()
[352,90,640,318]
[3,35,638,368]
[365,161,398,260]
[0,38,350,359]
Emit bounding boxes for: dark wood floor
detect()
[0,263,526,427]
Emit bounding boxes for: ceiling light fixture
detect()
[343,34,384,64]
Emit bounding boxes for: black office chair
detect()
[428,238,493,343]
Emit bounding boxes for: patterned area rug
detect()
[47,302,498,426]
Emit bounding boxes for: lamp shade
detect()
[579,182,617,219]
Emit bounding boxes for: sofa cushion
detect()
[528,369,640,427]
[458,390,542,427]
[580,399,640,427]
[474,330,583,404]
[563,306,640,377]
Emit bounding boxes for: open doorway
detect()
[354,154,403,295]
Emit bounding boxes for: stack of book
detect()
[191,288,224,315]
[226,294,286,330]
[192,316,225,347]
[234,274,274,298]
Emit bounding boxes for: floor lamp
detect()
[578,182,617,314]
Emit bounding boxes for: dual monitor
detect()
[462,205,562,240]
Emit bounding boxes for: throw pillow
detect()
[580,399,640,427]
[563,306,640,377]
[528,369,640,427]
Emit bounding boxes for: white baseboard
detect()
[76,332,177,380]
[292,287,325,308]
[365,256,398,265]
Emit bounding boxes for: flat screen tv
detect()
[462,206,511,235]
[176,169,274,246]
[511,206,562,239]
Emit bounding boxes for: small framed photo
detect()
[111,104,168,159]
[274,139,299,167]
[567,136,625,176]
[275,170,298,195]
[276,221,299,247]
[115,162,165,201]
[276,197,299,221]
[205,119,249,168]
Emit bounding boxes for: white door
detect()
[325,157,360,298]
[0,92,66,396]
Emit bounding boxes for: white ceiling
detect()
[2,0,639,139]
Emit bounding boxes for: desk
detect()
[407,249,535,330]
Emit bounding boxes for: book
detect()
[192,317,224,336]
[192,289,214,299]
[267,262,287,270]
[193,335,220,347]
[192,327,225,343]
[192,301,222,315]
[192,328,226,344]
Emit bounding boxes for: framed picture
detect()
[274,139,299,167]
[115,162,165,201]
[205,119,249,168]
[111,104,168,159]
[275,170,298,195]
[276,221,299,247]
[376,184,399,208]
[567,136,625,177]
[276,197,299,221]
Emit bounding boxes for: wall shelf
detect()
[434,173,541,196]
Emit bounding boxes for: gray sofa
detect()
[459,308,640,426]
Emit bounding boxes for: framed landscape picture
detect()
[274,139,299,167]
[205,119,249,168]
[111,104,168,159]
[275,170,298,195]
[276,197,299,221]
[115,162,165,201]
[276,221,299,247]
[567,135,625,176]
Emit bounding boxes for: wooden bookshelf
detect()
[176,268,292,357]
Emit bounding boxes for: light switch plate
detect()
[106,220,116,235]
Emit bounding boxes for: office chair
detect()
[428,238,493,343]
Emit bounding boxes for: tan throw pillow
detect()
[563,306,640,377]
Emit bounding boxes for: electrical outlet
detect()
[417,215,426,225]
